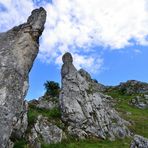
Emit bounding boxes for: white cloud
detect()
[55,53,103,73]
[0,0,148,73]
[39,0,148,72]
[0,0,34,30]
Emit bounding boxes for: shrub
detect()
[44,81,60,97]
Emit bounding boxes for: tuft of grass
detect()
[28,104,61,126]
[13,139,28,148]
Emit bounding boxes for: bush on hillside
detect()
[44,81,60,97]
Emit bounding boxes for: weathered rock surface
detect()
[29,95,58,110]
[79,69,106,92]
[28,115,63,148]
[108,80,148,95]
[131,95,148,109]
[11,101,28,140]
[130,135,148,148]
[60,52,131,140]
[0,7,46,147]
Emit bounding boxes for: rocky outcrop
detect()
[29,95,58,110]
[28,115,64,148]
[130,135,148,148]
[11,101,28,140]
[0,7,46,147]
[79,69,106,92]
[60,52,131,141]
[130,95,148,109]
[109,80,148,95]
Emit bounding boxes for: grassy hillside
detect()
[14,91,148,148]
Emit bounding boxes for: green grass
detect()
[13,138,132,148]
[28,104,61,126]
[14,104,63,148]
[13,139,28,148]
[16,91,148,148]
[41,138,131,148]
[106,91,148,138]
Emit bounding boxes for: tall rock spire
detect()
[0,7,46,148]
[61,52,77,78]
[60,52,131,140]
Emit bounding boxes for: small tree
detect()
[44,81,60,97]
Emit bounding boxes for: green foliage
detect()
[13,139,27,148]
[26,87,148,147]
[106,91,148,138]
[41,143,66,148]
[28,104,61,127]
[41,138,131,148]
[44,81,60,97]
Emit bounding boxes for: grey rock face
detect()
[61,52,77,79]
[115,80,148,95]
[131,95,148,109]
[11,101,28,140]
[0,7,46,148]
[130,135,148,148]
[28,115,63,148]
[29,95,58,110]
[79,69,106,92]
[60,52,131,140]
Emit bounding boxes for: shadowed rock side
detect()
[0,7,46,148]
[60,52,131,141]
[130,135,148,148]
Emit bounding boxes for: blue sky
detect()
[0,0,148,99]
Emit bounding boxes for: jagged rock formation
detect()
[79,69,106,92]
[0,7,46,148]
[107,80,148,95]
[130,95,148,109]
[130,135,148,148]
[28,115,64,148]
[60,52,131,141]
[11,101,28,140]
[29,95,58,110]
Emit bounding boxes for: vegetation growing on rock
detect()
[12,53,148,148]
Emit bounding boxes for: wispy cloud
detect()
[0,0,148,73]
[134,49,142,54]
[0,0,34,30]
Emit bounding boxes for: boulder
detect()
[30,95,59,110]
[28,115,63,148]
[112,80,148,95]
[130,135,148,148]
[60,52,131,140]
[131,95,148,109]
[0,7,46,147]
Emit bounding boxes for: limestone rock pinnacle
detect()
[61,52,77,78]
[0,7,46,148]
[60,53,131,140]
